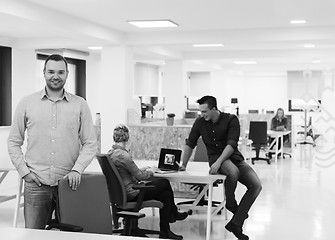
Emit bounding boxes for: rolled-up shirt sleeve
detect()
[186,118,201,149]
[226,115,240,149]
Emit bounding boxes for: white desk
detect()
[245,130,291,163]
[13,160,225,240]
[135,160,226,240]
[0,227,153,240]
[0,168,24,228]
[0,168,17,203]
[267,130,291,163]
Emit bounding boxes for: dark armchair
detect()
[46,173,142,235]
[96,153,163,237]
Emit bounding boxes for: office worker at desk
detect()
[180,96,262,240]
[7,54,98,229]
[107,125,188,240]
[271,108,287,131]
[268,108,288,158]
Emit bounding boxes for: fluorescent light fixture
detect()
[303,44,315,48]
[193,43,224,47]
[127,20,178,28]
[290,20,306,24]
[312,60,321,63]
[88,46,103,50]
[234,60,257,65]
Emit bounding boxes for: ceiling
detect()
[2,0,335,71]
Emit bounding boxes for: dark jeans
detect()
[24,181,59,229]
[131,179,177,232]
[209,157,262,226]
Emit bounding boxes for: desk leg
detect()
[276,135,284,163]
[274,136,278,163]
[13,177,23,228]
[0,170,9,184]
[274,135,283,164]
[206,182,213,240]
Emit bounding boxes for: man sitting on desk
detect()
[180,95,262,240]
[268,108,288,158]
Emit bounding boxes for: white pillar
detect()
[98,46,134,153]
[162,60,187,119]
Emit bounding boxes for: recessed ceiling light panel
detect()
[303,44,315,48]
[234,60,257,65]
[127,20,178,28]
[88,46,103,50]
[193,43,224,47]
[290,20,307,24]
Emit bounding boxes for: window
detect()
[0,46,12,126]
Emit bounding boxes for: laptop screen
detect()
[158,148,182,171]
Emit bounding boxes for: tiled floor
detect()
[1,144,335,239]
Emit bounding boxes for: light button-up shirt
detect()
[8,89,97,186]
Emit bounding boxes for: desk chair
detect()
[295,113,316,147]
[96,154,163,237]
[177,138,224,215]
[46,174,143,235]
[249,121,271,164]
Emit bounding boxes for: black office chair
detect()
[96,153,163,237]
[46,174,142,235]
[249,121,271,164]
[177,138,224,215]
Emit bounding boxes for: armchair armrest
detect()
[46,220,83,232]
[132,184,155,211]
[132,184,155,190]
[117,210,145,219]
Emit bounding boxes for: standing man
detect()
[180,95,262,240]
[8,54,97,229]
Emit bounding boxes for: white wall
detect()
[211,70,287,114]
[134,62,159,96]
[189,72,211,96]
[11,49,38,111]
[163,60,187,119]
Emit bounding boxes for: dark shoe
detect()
[226,205,249,219]
[225,221,249,240]
[159,229,183,239]
[169,211,188,223]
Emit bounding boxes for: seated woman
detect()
[268,108,289,158]
[107,124,188,240]
[271,108,287,131]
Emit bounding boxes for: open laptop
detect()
[155,148,182,173]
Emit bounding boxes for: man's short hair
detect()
[43,54,69,72]
[197,95,217,110]
[113,124,129,143]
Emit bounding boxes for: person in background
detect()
[180,95,262,240]
[268,108,289,158]
[108,124,188,240]
[271,108,287,131]
[7,54,97,229]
